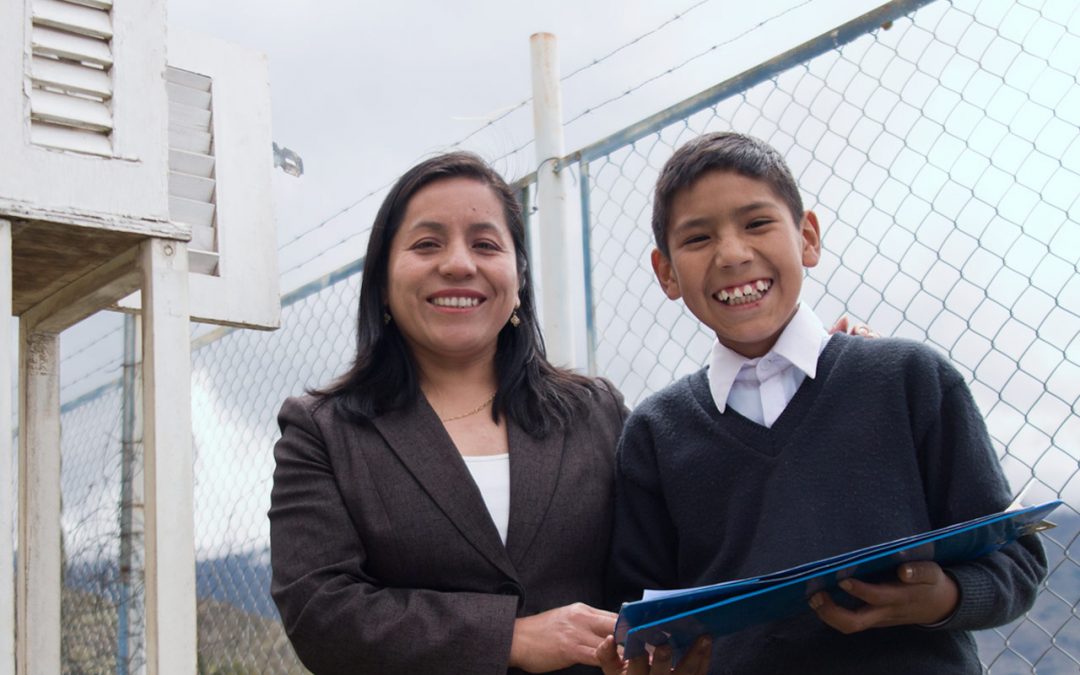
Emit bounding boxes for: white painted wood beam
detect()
[20,245,141,334]
[0,220,14,675]
[0,201,187,241]
[16,328,61,675]
[139,238,196,675]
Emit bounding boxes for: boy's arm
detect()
[916,375,1047,631]
[812,360,1047,634]
[605,414,680,610]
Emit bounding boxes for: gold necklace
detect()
[440,392,496,422]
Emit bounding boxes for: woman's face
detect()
[385,177,520,365]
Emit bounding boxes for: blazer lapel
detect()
[505,419,565,569]
[371,398,518,582]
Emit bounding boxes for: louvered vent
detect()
[29,0,114,156]
[167,66,219,276]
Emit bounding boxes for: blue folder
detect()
[615,500,1062,658]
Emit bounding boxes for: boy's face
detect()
[652,170,821,358]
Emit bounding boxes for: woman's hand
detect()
[595,635,711,675]
[829,316,879,338]
[809,561,959,633]
[508,603,618,673]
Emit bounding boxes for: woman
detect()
[270,150,860,674]
[270,152,630,674]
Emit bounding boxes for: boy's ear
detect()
[651,248,682,300]
[800,210,822,268]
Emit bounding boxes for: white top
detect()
[706,303,831,427]
[462,453,511,544]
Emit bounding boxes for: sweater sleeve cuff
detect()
[926,566,995,631]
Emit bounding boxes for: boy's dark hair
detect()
[310,151,600,438]
[651,132,804,256]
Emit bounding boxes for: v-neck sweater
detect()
[608,333,1047,674]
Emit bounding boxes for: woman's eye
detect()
[474,240,501,251]
[411,239,440,250]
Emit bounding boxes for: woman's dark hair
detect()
[312,151,599,438]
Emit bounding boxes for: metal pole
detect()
[578,162,597,376]
[0,220,13,675]
[529,33,582,369]
[118,314,145,675]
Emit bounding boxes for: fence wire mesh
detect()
[47,0,1079,672]
[579,0,1079,672]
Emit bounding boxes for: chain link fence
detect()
[571,0,1080,671]
[48,0,1079,672]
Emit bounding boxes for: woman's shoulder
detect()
[276,393,354,434]
[557,375,629,435]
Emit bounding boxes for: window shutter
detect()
[166,66,219,276]
[29,0,114,156]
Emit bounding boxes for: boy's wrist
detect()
[919,568,962,629]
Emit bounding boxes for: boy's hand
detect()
[596,635,711,675]
[808,562,959,633]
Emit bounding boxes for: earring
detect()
[383,311,392,325]
[509,311,521,328]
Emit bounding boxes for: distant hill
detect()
[65,549,277,618]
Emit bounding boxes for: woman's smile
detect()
[386,177,519,362]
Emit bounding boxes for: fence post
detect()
[0,220,12,675]
[118,314,145,675]
[529,32,584,369]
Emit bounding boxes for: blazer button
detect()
[496,581,521,596]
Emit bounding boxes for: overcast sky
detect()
[45,0,876,395]
[167,0,874,293]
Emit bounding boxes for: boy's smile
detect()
[652,170,821,358]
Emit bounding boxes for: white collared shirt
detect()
[706,304,831,427]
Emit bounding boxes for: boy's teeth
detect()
[715,279,772,305]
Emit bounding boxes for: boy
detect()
[606,132,1047,674]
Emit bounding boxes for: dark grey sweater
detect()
[608,333,1047,674]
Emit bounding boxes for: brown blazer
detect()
[269,382,627,675]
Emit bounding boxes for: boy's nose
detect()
[714,236,753,268]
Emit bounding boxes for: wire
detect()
[563,0,816,126]
[275,0,719,259]
[60,324,124,366]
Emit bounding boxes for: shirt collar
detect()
[706,303,829,413]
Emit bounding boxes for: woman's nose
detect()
[439,240,476,277]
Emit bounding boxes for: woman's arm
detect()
[269,397,519,675]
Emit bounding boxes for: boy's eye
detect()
[682,234,709,246]
[747,218,773,229]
